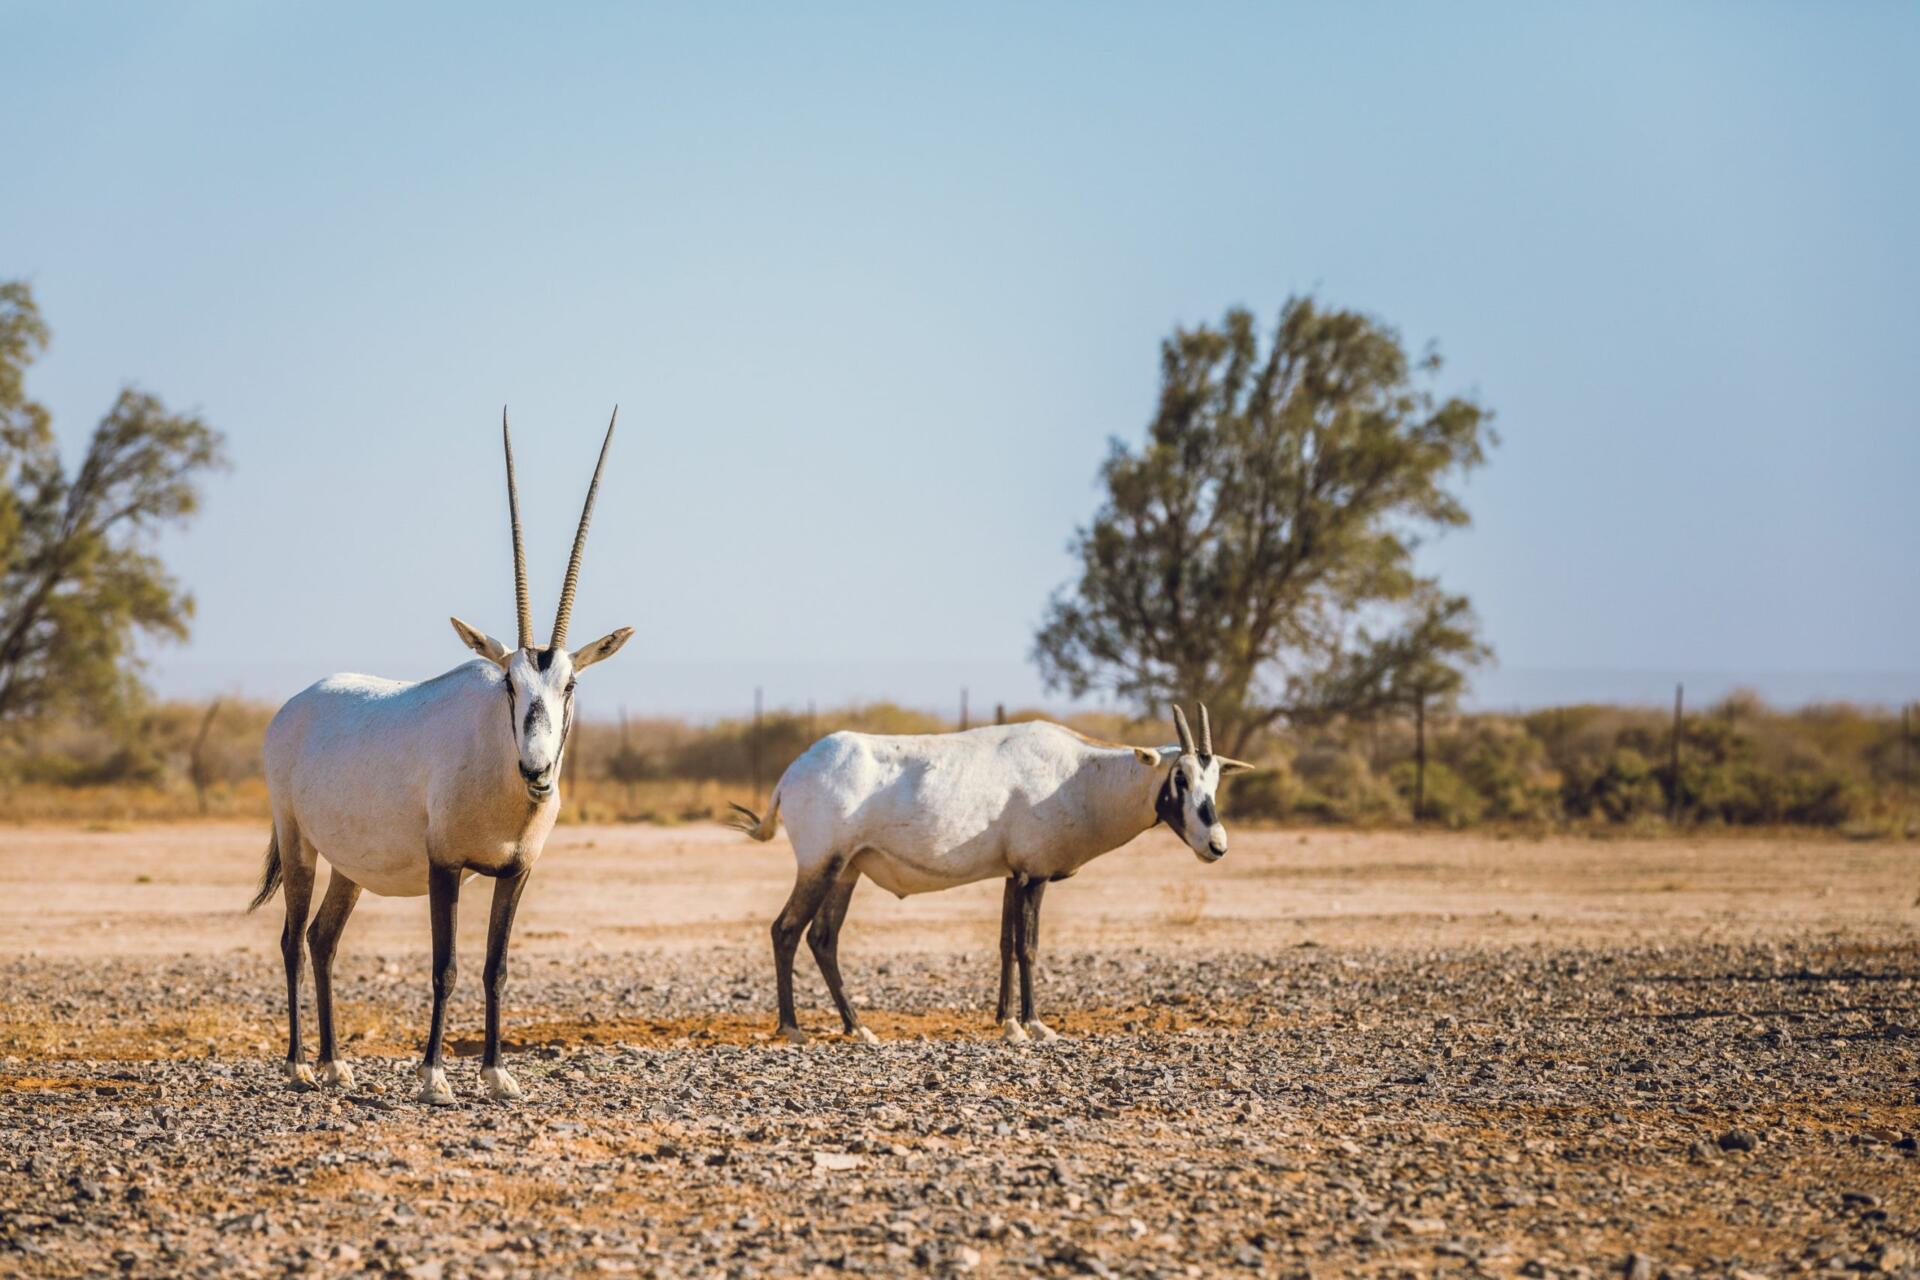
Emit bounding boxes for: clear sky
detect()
[6,3,1916,717]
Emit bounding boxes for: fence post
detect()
[960,687,969,732]
[1413,691,1426,823]
[1903,702,1912,816]
[620,705,634,816]
[995,702,1005,726]
[751,686,764,805]
[1668,682,1684,824]
[190,698,223,816]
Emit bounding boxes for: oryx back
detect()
[782,722,1151,896]
[265,661,555,896]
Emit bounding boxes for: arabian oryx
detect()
[730,705,1251,1044]
[250,410,633,1104]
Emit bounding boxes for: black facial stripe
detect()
[1197,797,1218,827]
[534,645,558,672]
[525,697,549,740]
[1154,770,1184,830]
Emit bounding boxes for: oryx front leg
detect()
[306,868,362,1089]
[416,864,461,1105]
[480,867,530,1101]
[771,856,845,1045]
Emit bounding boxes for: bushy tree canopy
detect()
[0,281,227,727]
[1034,298,1493,755]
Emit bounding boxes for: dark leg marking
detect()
[279,844,316,1080]
[806,869,863,1035]
[307,869,362,1072]
[771,857,845,1042]
[995,875,1019,1023]
[1017,877,1048,1026]
[482,868,531,1071]
[419,864,461,1100]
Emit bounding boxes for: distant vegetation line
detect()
[3,693,1913,835]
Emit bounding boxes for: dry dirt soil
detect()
[1,822,1916,1279]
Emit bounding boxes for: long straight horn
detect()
[1198,703,1214,759]
[503,407,533,650]
[1172,704,1197,756]
[549,406,616,649]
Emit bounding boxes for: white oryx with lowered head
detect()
[251,410,633,1104]
[730,705,1251,1044]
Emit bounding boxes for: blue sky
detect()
[5,3,1916,716]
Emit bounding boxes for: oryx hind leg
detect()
[771,853,846,1045]
[276,823,319,1088]
[306,867,362,1089]
[806,867,873,1044]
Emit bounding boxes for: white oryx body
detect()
[776,723,1191,898]
[737,707,1250,1045]
[265,663,559,899]
[254,409,632,1105]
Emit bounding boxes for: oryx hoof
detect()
[415,1064,456,1106]
[847,1026,880,1046]
[999,1018,1030,1044]
[1025,1021,1061,1043]
[777,1024,809,1046]
[283,1060,317,1090]
[481,1066,522,1101]
[317,1059,355,1090]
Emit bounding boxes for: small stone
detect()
[1623,1252,1653,1280]
[955,1245,982,1270]
[1716,1128,1758,1152]
[811,1151,864,1172]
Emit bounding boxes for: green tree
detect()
[0,280,227,727]
[1033,297,1493,756]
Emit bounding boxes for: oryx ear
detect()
[1132,747,1160,766]
[1214,756,1256,774]
[570,626,634,672]
[450,617,512,667]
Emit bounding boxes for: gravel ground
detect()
[3,936,1916,1278]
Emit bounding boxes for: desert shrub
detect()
[1562,747,1665,822]
[1385,758,1482,828]
[1219,762,1290,822]
[1290,746,1405,823]
[1441,718,1556,821]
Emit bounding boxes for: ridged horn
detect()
[1172,704,1197,756]
[1198,703,1213,759]
[550,406,616,649]
[503,407,532,651]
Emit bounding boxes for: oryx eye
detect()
[565,680,577,696]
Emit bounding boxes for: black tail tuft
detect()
[726,801,763,835]
[247,831,283,912]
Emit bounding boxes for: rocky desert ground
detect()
[1,822,1916,1278]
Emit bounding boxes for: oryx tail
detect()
[248,829,283,912]
[727,788,783,842]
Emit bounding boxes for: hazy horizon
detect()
[7,4,1916,720]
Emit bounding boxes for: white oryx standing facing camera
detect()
[251,410,633,1104]
[730,705,1251,1044]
